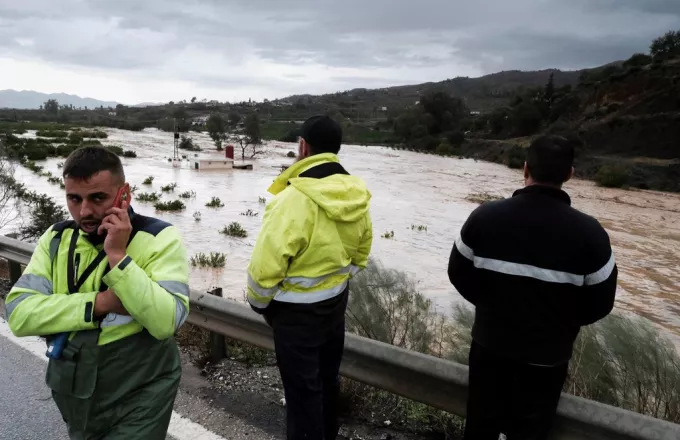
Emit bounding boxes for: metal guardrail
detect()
[1,235,679,440]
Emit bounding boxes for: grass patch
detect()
[206,197,224,208]
[190,252,227,268]
[136,192,161,202]
[154,200,185,211]
[381,230,395,239]
[411,224,428,232]
[240,209,258,217]
[142,176,154,185]
[465,192,504,204]
[220,222,248,238]
[77,129,108,139]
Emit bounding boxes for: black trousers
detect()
[267,291,348,440]
[464,341,569,440]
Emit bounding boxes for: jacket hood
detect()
[268,153,371,223]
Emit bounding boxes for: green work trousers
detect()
[45,329,181,440]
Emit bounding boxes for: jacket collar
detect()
[512,184,571,205]
[268,153,339,195]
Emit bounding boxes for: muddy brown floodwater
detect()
[5,128,680,344]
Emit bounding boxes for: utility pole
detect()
[173,118,181,164]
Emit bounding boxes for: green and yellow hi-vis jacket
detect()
[4,208,190,345]
[247,153,373,310]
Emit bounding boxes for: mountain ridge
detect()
[0,89,120,110]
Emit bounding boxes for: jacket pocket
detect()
[45,344,99,399]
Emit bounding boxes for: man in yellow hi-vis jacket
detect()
[4,146,190,439]
[247,115,373,440]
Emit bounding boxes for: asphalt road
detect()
[0,333,70,440]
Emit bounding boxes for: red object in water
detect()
[226,145,234,159]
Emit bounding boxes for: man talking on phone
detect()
[4,146,190,439]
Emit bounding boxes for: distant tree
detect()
[650,30,680,58]
[624,53,653,68]
[544,73,555,106]
[206,113,227,150]
[228,112,241,128]
[191,97,197,103]
[229,113,265,161]
[44,99,59,114]
[418,90,467,134]
[19,194,69,243]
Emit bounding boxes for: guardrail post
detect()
[208,287,227,362]
[5,233,22,284]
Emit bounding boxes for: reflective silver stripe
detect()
[247,295,270,309]
[247,274,278,299]
[174,298,188,330]
[157,280,189,297]
[5,293,32,318]
[14,274,53,296]
[455,236,586,287]
[285,265,353,288]
[585,253,616,286]
[100,313,135,328]
[349,264,362,276]
[274,280,348,304]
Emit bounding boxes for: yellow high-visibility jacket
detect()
[4,210,190,345]
[247,153,372,309]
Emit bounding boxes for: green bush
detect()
[505,146,526,169]
[123,150,137,158]
[624,53,652,68]
[142,176,154,185]
[220,222,247,238]
[596,165,628,188]
[154,200,185,211]
[178,191,196,199]
[18,194,69,243]
[435,142,455,156]
[56,144,78,157]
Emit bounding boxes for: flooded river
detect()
[5,128,680,342]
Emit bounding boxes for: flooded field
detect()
[5,128,680,342]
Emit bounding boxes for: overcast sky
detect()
[1,0,679,105]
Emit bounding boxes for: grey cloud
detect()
[2,0,679,95]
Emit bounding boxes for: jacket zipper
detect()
[74,253,81,287]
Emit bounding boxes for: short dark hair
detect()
[526,135,575,185]
[300,116,342,155]
[62,146,125,182]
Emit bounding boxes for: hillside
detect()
[0,90,120,110]
[276,68,590,116]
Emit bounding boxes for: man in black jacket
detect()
[448,135,617,440]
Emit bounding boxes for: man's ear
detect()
[565,166,575,183]
[523,162,530,180]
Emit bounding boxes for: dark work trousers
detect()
[266,289,348,440]
[464,341,569,440]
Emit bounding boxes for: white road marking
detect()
[0,319,227,440]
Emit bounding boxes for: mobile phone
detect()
[112,184,131,208]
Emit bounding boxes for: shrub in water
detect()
[123,150,137,158]
[154,200,185,211]
[240,209,258,217]
[220,222,247,238]
[179,191,196,199]
[105,145,124,156]
[190,252,227,268]
[136,192,160,202]
[161,183,177,192]
[206,197,224,208]
[143,176,154,185]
